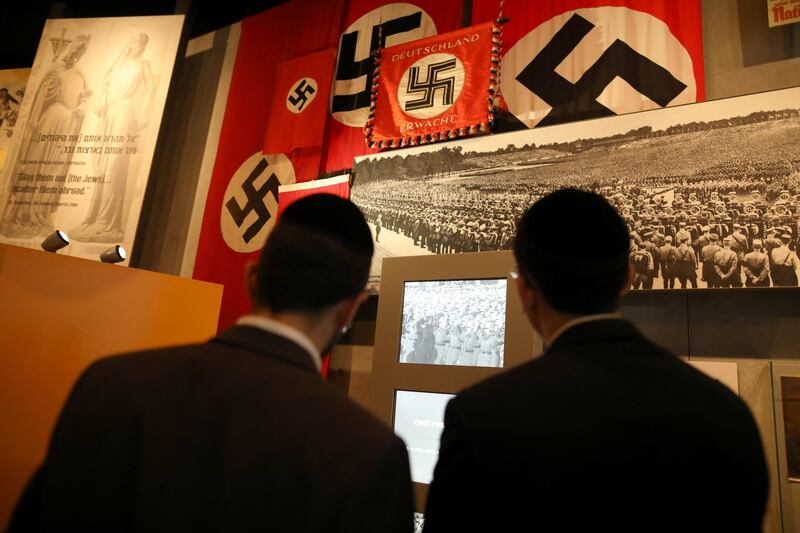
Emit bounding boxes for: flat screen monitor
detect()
[398,279,507,368]
[393,390,455,484]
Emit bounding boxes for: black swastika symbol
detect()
[333,12,422,113]
[404,58,457,111]
[288,80,316,112]
[225,158,281,244]
[516,13,687,127]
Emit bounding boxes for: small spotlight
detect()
[100,245,127,264]
[41,230,70,252]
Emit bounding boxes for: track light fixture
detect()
[40,230,70,252]
[99,245,127,264]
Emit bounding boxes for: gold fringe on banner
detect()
[365,21,504,151]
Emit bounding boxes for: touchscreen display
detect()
[393,390,455,484]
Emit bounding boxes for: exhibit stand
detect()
[368,251,542,509]
[0,244,223,526]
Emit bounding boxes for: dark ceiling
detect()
[2,0,289,69]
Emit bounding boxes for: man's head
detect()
[247,194,373,349]
[753,239,763,251]
[513,189,631,331]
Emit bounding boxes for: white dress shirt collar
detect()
[236,315,322,371]
[546,312,624,347]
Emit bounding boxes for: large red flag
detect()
[264,48,338,183]
[263,48,337,156]
[192,1,345,330]
[323,0,465,172]
[471,0,705,129]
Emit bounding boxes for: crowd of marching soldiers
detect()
[357,176,800,290]
[622,187,800,289]
[372,206,517,253]
[629,222,800,289]
[400,314,505,367]
[356,181,541,254]
[398,283,506,368]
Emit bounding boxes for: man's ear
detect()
[244,261,259,306]
[338,291,369,331]
[620,263,634,297]
[514,274,536,313]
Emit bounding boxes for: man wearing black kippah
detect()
[424,189,768,532]
[10,195,413,533]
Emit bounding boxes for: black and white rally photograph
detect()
[352,86,800,290]
[398,279,506,368]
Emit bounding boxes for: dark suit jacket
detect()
[423,319,768,532]
[9,326,413,533]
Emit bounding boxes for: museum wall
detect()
[130,0,800,278]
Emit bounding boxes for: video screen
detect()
[398,279,507,368]
[393,390,455,484]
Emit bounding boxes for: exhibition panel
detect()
[0,16,184,263]
[0,69,29,176]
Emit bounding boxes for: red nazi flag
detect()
[263,48,337,155]
[472,0,705,129]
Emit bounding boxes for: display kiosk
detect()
[369,250,542,510]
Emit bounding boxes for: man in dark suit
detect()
[10,195,413,532]
[423,189,768,532]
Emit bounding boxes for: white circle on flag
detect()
[220,152,296,254]
[286,77,319,114]
[331,3,437,127]
[397,53,465,119]
[502,6,697,128]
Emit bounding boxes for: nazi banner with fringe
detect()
[366,22,499,149]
